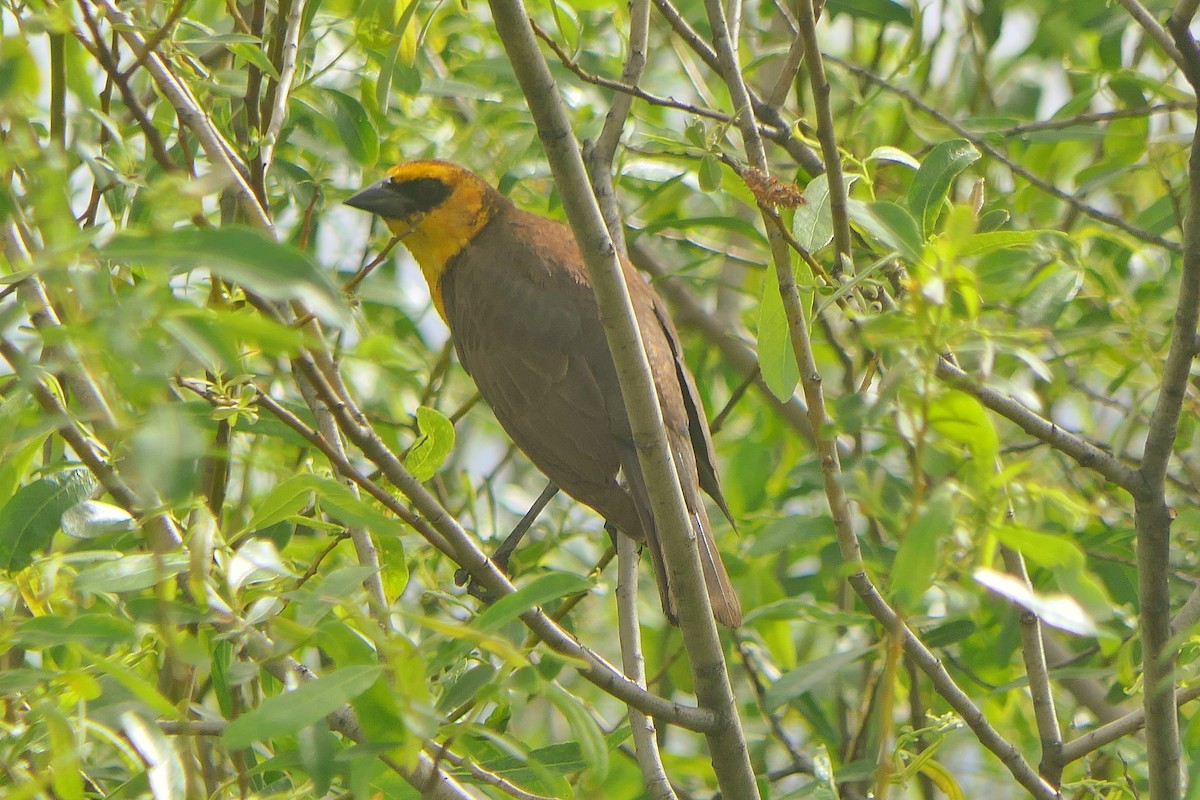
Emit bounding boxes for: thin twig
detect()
[994,103,1191,136]
[1058,683,1200,766]
[487,3,752,796]
[793,0,852,269]
[93,0,272,231]
[423,744,557,800]
[617,533,677,800]
[826,54,1182,254]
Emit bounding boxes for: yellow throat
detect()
[380,162,497,321]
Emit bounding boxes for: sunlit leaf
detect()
[974,568,1098,636]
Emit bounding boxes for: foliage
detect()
[0,0,1197,798]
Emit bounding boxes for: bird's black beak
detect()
[345,180,414,220]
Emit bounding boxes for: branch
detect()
[793,0,852,267]
[934,357,1140,491]
[994,103,1190,136]
[1170,0,1200,31]
[0,335,183,553]
[617,533,678,800]
[850,574,1059,799]
[484,3,757,797]
[629,241,815,446]
[998,547,1063,784]
[258,0,305,175]
[592,0,650,167]
[294,367,392,628]
[650,0,824,175]
[1057,683,1200,766]
[1115,0,1194,80]
[238,368,718,732]
[1127,35,1200,794]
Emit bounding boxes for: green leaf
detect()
[1019,263,1083,326]
[637,215,766,244]
[298,721,337,796]
[808,747,840,799]
[927,390,999,485]
[890,491,952,610]
[14,613,137,648]
[105,226,347,326]
[87,650,184,719]
[546,682,608,786]
[848,200,923,262]
[405,407,456,481]
[437,663,497,712]
[826,0,913,25]
[907,139,981,238]
[0,468,98,571]
[475,571,593,632]
[44,705,83,800]
[247,474,318,532]
[757,261,800,401]
[792,173,859,251]
[698,154,722,192]
[121,711,186,799]
[227,42,280,80]
[0,38,40,106]
[867,146,920,170]
[73,553,191,595]
[328,90,379,166]
[222,665,384,749]
[957,230,1065,257]
[765,647,869,709]
[975,209,1010,233]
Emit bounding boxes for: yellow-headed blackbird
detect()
[346,161,742,627]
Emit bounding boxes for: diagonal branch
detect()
[935,357,1140,491]
[238,366,719,733]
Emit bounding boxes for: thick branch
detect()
[485,2,757,797]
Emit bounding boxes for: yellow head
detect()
[345,160,502,319]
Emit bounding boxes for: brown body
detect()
[346,162,742,627]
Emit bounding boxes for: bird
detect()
[345,160,742,627]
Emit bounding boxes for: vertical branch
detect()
[585,0,650,251]
[793,0,851,268]
[617,533,678,800]
[258,0,304,176]
[484,2,760,797]
[999,546,1063,784]
[1131,18,1200,798]
[49,33,66,151]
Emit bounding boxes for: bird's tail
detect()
[622,455,742,628]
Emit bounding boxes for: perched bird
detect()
[346,160,742,627]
